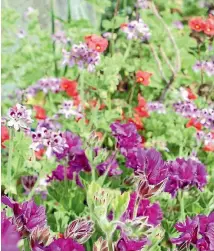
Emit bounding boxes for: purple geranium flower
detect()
[121,192,163,227]
[111,122,142,150]
[136,148,169,185]
[165,158,207,197]
[171,213,214,250]
[111,121,142,169]
[116,235,148,251]
[96,155,122,176]
[45,238,85,251]
[2,196,47,235]
[47,165,83,187]
[1,211,20,251]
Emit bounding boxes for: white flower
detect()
[58,100,83,119]
[7,104,33,131]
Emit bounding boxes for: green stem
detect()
[107,234,113,251]
[67,0,71,23]
[123,39,132,62]
[7,128,14,195]
[128,81,136,105]
[50,0,58,77]
[80,70,85,103]
[179,191,185,221]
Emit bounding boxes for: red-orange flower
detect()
[85,35,108,53]
[134,94,149,118]
[35,148,45,160]
[204,18,214,36]
[129,114,144,130]
[1,126,9,148]
[61,78,79,98]
[186,118,202,131]
[136,71,152,86]
[188,17,205,32]
[186,88,197,100]
[33,106,46,120]
[120,23,128,29]
[88,99,106,110]
[203,143,214,152]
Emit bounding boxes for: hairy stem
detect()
[50,0,58,77]
[111,0,121,55]
[7,128,14,195]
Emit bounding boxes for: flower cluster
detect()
[189,16,214,36]
[1,196,94,251]
[29,78,61,94]
[121,19,151,42]
[147,102,166,114]
[165,158,207,197]
[171,212,214,251]
[174,101,214,130]
[30,126,68,159]
[7,104,33,131]
[193,60,214,76]
[62,35,108,72]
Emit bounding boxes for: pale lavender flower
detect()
[62,43,101,72]
[30,127,50,151]
[193,60,214,76]
[24,7,36,18]
[147,102,166,114]
[204,61,214,76]
[173,21,184,30]
[7,104,33,131]
[58,100,83,119]
[17,29,26,39]
[36,78,61,94]
[52,31,68,44]
[121,19,151,42]
[136,0,149,9]
[44,131,68,159]
[199,107,214,129]
[173,101,199,118]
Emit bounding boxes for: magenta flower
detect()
[136,148,169,185]
[171,213,214,251]
[111,122,142,169]
[1,211,20,251]
[116,235,148,251]
[111,122,142,151]
[47,165,83,187]
[165,158,207,197]
[96,155,122,176]
[45,238,85,251]
[121,192,163,227]
[1,196,47,234]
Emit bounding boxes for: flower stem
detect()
[123,39,132,62]
[80,70,85,104]
[7,128,14,195]
[128,81,136,105]
[179,191,185,221]
[107,234,113,251]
